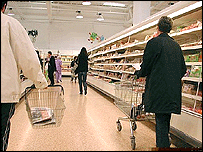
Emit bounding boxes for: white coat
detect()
[1,12,48,103]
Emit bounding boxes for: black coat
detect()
[48,56,56,72]
[137,33,186,114]
[75,54,88,73]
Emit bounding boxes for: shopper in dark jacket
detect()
[47,51,56,85]
[76,47,88,95]
[135,16,187,148]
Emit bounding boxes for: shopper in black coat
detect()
[76,47,88,95]
[135,16,187,148]
[47,51,56,85]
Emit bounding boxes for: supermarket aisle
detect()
[7,77,157,151]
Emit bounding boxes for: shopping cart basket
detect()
[25,85,66,129]
[114,76,155,150]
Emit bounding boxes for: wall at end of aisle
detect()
[21,21,126,51]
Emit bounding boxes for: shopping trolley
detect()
[25,85,66,129]
[114,76,155,150]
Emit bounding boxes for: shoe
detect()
[84,90,87,95]
[60,80,62,82]
[79,92,83,95]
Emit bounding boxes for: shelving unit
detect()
[61,54,74,76]
[87,1,202,146]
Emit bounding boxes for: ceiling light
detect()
[103,2,125,7]
[7,7,15,16]
[97,13,104,21]
[82,1,91,5]
[76,10,83,19]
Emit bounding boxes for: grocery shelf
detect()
[182,45,202,51]
[185,62,202,66]
[87,76,116,98]
[170,26,202,37]
[182,77,202,82]
[94,63,137,66]
[182,93,202,101]
[88,1,201,53]
[90,72,122,81]
[91,68,134,74]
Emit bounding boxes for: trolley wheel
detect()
[132,122,137,131]
[130,136,136,150]
[116,121,122,132]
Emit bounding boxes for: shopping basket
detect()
[114,76,155,150]
[25,85,66,129]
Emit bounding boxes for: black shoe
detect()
[84,90,87,95]
[79,92,83,95]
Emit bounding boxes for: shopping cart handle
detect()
[25,84,64,95]
[48,84,64,95]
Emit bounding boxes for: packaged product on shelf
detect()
[185,53,200,62]
[111,44,117,49]
[190,65,202,78]
[197,90,202,97]
[199,51,202,62]
[178,20,202,32]
[182,83,196,95]
[184,68,191,77]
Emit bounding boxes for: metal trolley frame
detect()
[25,85,66,129]
[114,76,155,150]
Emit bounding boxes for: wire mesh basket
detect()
[25,85,66,129]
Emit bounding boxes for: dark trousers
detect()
[78,72,87,93]
[48,70,54,85]
[1,103,16,151]
[155,113,171,148]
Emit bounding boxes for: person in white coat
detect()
[1,1,48,151]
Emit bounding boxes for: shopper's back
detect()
[1,12,47,103]
[143,33,186,114]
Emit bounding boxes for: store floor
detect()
[7,77,160,151]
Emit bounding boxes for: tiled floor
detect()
[7,77,158,151]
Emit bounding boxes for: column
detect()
[133,1,151,26]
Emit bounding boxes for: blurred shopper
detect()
[70,56,78,83]
[55,55,62,83]
[1,1,48,151]
[47,51,56,85]
[75,47,88,95]
[134,16,187,148]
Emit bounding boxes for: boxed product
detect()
[190,65,202,78]
[182,83,197,95]
[185,53,200,62]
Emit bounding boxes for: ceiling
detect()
[5,1,179,27]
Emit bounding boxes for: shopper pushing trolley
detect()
[1,1,48,151]
[133,16,187,149]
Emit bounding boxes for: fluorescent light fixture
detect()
[76,10,83,19]
[82,1,91,5]
[103,2,125,7]
[97,13,104,21]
